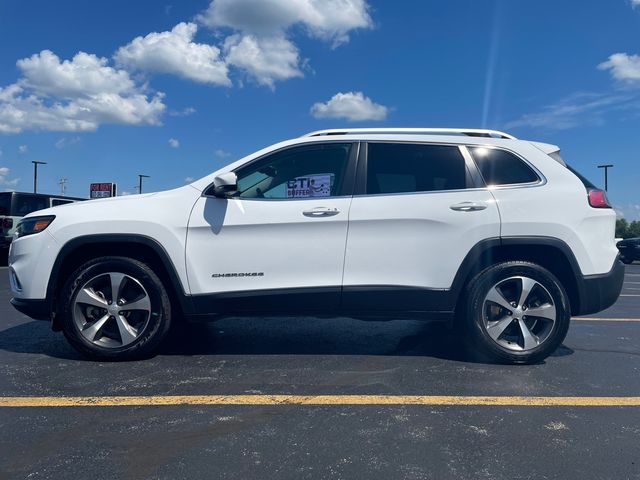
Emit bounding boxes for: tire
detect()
[59,256,172,361]
[462,261,571,365]
[621,257,633,265]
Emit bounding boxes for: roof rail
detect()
[302,128,517,140]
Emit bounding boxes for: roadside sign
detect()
[90,183,117,199]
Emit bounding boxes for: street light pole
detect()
[32,161,47,194]
[597,164,614,192]
[138,174,150,194]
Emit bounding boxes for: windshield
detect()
[0,193,10,216]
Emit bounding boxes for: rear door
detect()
[342,141,501,312]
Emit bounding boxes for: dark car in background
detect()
[617,237,640,264]
[1,192,84,251]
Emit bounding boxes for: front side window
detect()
[469,147,540,186]
[366,143,468,195]
[234,143,352,199]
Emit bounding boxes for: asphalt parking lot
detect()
[1,263,639,480]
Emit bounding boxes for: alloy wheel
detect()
[72,272,152,348]
[482,276,557,352]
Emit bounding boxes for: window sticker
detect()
[286,174,332,198]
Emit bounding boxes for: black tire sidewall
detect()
[60,256,171,360]
[465,262,571,364]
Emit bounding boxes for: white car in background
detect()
[8,128,624,363]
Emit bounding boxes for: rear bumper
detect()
[10,297,50,321]
[575,256,624,316]
[0,236,11,248]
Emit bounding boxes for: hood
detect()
[22,186,197,220]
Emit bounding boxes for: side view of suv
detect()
[8,128,624,364]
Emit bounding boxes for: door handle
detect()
[450,202,487,212]
[303,207,340,217]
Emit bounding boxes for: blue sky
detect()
[0,0,639,218]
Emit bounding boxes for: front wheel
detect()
[463,261,571,365]
[60,256,172,360]
[620,256,633,265]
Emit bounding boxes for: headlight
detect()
[14,215,55,239]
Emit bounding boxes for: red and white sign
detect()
[90,183,117,199]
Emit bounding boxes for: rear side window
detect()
[51,199,74,207]
[12,194,48,216]
[469,147,540,186]
[366,143,468,194]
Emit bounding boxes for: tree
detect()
[616,218,629,238]
[629,220,640,239]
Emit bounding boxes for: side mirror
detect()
[212,172,238,197]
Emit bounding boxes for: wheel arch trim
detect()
[450,236,587,314]
[47,234,193,325]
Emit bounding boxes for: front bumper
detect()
[575,256,625,316]
[10,297,50,321]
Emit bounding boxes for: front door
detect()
[186,142,357,314]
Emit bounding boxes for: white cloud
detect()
[55,136,81,149]
[215,148,231,158]
[0,50,165,134]
[168,138,180,148]
[631,0,640,8]
[505,92,637,130]
[197,0,372,86]
[599,53,640,83]
[169,106,196,117]
[18,144,28,154]
[18,50,136,98]
[0,166,19,187]
[184,176,195,183]
[115,22,231,86]
[310,91,388,121]
[224,34,302,87]
[197,0,372,46]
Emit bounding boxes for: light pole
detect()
[32,161,47,194]
[59,178,67,196]
[597,164,614,192]
[138,174,150,194]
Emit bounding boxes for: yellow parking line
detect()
[1,395,640,408]
[572,317,640,322]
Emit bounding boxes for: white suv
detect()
[8,128,624,363]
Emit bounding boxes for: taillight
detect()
[2,218,12,229]
[587,189,612,209]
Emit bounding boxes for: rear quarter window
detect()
[469,147,540,186]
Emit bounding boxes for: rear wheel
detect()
[60,256,172,360]
[621,256,633,265]
[463,261,571,364]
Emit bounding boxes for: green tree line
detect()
[616,219,640,239]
